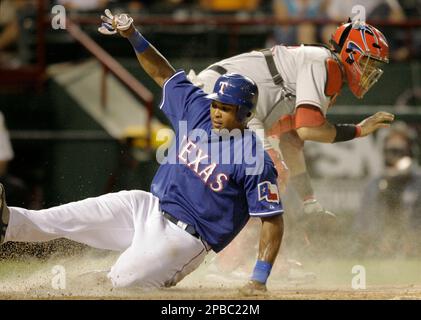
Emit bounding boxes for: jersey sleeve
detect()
[159,70,210,130]
[295,60,331,116]
[244,154,284,217]
[294,105,326,129]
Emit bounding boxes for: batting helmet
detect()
[206,73,258,122]
[330,20,389,98]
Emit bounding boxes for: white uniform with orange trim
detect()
[194,45,342,150]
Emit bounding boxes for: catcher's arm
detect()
[241,215,283,293]
[278,131,306,177]
[248,117,289,193]
[278,132,334,216]
[295,105,395,143]
[99,9,175,87]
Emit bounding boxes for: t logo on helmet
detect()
[218,81,228,95]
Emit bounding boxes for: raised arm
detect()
[122,25,175,87]
[99,10,175,87]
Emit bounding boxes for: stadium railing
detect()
[65,20,154,149]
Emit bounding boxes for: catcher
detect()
[0,14,394,294]
[191,19,394,218]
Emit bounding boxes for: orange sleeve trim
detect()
[295,105,326,129]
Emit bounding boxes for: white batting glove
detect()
[303,198,336,218]
[98,9,133,35]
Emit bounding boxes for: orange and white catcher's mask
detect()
[330,21,389,98]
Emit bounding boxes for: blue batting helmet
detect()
[206,73,258,122]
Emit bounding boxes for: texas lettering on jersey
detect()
[178,135,229,192]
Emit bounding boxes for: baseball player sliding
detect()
[0,12,393,294]
[0,9,285,293]
[190,19,394,218]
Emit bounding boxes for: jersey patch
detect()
[258,181,280,203]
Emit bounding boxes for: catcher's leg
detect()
[5,190,142,251]
[108,193,207,288]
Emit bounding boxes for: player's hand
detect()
[303,198,336,218]
[358,111,395,137]
[98,9,135,38]
[267,148,289,194]
[238,280,267,296]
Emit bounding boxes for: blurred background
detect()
[0,0,421,268]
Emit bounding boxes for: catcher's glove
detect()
[98,9,133,35]
[303,198,336,218]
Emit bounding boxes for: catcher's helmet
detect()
[206,73,258,122]
[330,20,389,98]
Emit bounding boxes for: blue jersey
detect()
[151,71,283,252]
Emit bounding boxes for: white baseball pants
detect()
[5,190,208,288]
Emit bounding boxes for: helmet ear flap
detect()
[236,106,255,123]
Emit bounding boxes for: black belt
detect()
[261,48,295,99]
[163,212,200,240]
[207,64,228,75]
[260,48,285,86]
[209,51,285,86]
[208,51,294,99]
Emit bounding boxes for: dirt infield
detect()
[2,287,421,300]
[1,249,420,300]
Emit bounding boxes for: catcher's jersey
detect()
[199,45,336,148]
[151,71,283,252]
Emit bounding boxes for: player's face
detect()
[210,101,243,131]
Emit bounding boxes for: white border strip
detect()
[249,209,284,217]
[295,99,324,109]
[159,70,185,110]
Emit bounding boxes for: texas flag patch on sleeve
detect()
[258,181,280,203]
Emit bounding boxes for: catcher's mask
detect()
[330,20,389,98]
